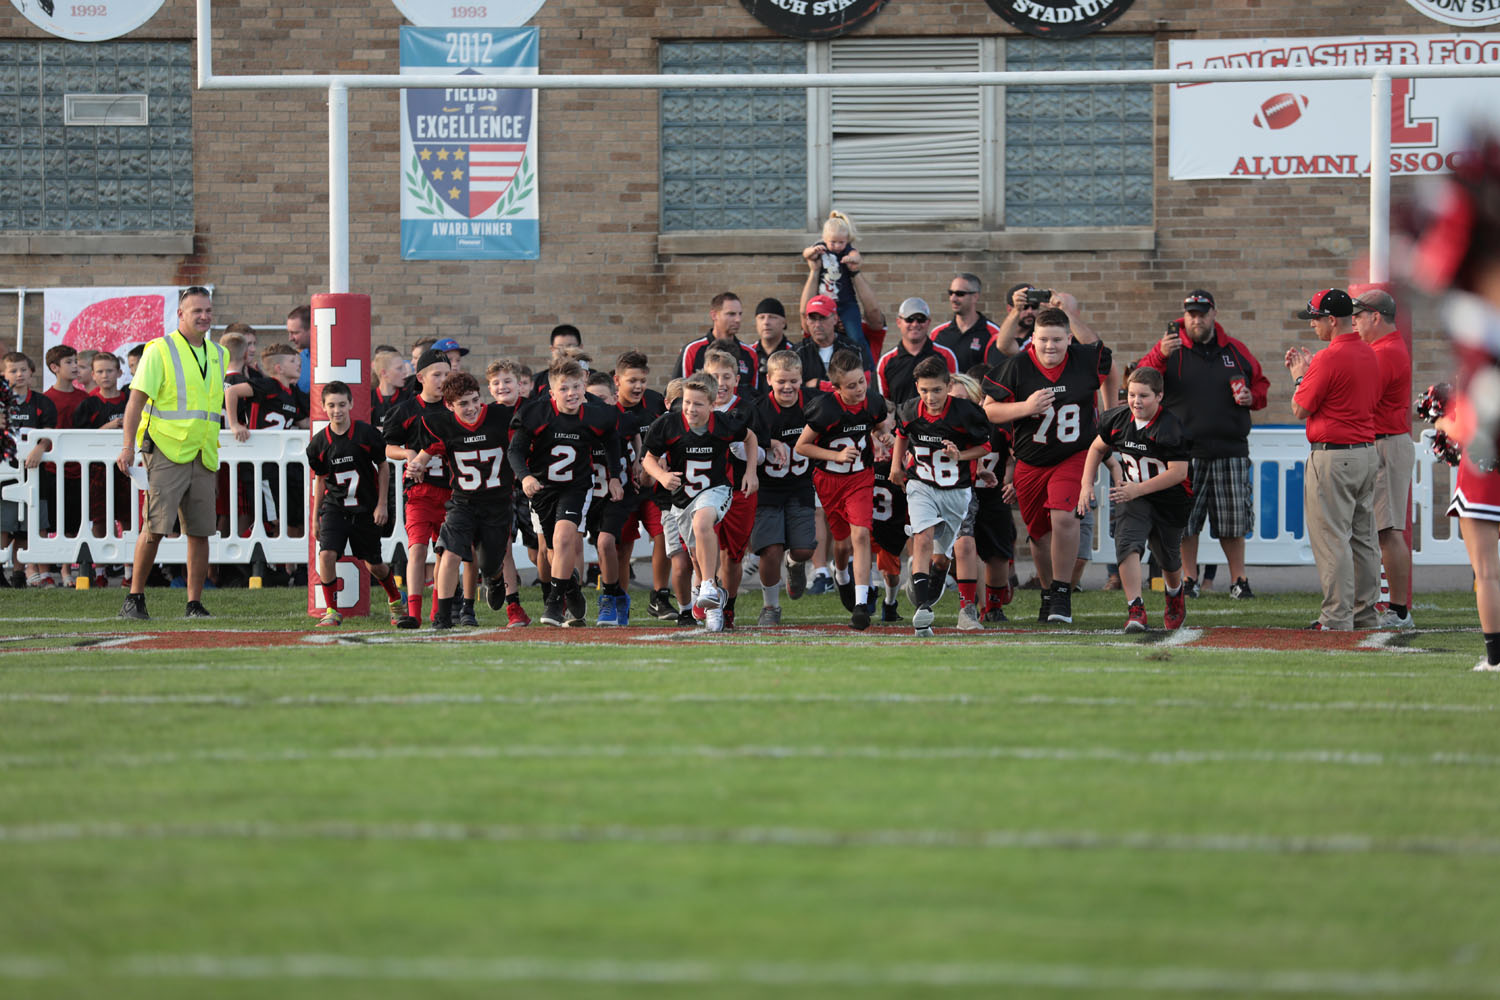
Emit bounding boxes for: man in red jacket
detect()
[1136,289,1270,600]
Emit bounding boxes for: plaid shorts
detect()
[1185,455,1253,540]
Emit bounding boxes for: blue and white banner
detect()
[400,27,539,260]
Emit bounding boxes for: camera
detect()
[1025,288,1053,307]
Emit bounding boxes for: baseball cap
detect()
[805,295,836,317]
[1296,288,1354,319]
[899,297,932,320]
[1353,289,1397,318]
[755,297,785,318]
[431,337,470,357]
[415,348,451,372]
[1183,289,1215,313]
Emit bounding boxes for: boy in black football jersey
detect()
[305,381,404,628]
[1,352,57,587]
[750,351,816,626]
[1078,366,1192,633]
[642,373,756,634]
[613,351,674,621]
[585,372,642,626]
[983,307,1112,625]
[704,349,761,629]
[383,349,455,628]
[483,358,532,627]
[890,356,993,636]
[796,349,891,631]
[76,353,132,546]
[409,372,516,630]
[509,359,623,627]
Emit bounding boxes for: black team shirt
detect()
[984,340,1112,467]
[382,395,453,493]
[306,420,388,514]
[893,396,991,490]
[74,390,128,429]
[507,395,622,495]
[801,390,889,476]
[753,390,815,505]
[1094,404,1194,515]
[419,403,517,505]
[641,409,750,509]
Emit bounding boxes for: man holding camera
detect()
[1136,290,1269,599]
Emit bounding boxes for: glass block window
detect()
[0,40,194,233]
[660,41,807,232]
[1004,36,1154,228]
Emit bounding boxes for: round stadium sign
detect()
[1404,0,1500,27]
[8,0,165,41]
[739,0,889,40]
[984,0,1135,39]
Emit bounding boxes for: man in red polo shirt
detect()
[1352,289,1415,629]
[1284,288,1381,631]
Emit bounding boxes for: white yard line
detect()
[1,743,1497,770]
[0,691,1492,713]
[0,952,1495,994]
[0,820,1497,857]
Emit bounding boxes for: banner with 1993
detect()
[399,27,539,260]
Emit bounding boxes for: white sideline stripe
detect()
[3,743,1499,770]
[0,954,1496,994]
[1159,626,1202,647]
[0,954,1494,994]
[1,691,1493,713]
[1,821,1497,856]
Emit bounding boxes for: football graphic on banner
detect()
[1252,93,1310,130]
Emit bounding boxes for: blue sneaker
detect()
[596,592,618,627]
[808,572,833,596]
[615,592,631,627]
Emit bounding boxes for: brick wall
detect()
[0,0,1457,407]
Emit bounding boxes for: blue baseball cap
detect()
[432,337,470,357]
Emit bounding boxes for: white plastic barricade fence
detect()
[0,429,562,572]
[1,427,1474,570]
[1079,427,1467,566]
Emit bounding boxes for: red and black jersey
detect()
[507,395,622,494]
[620,389,667,501]
[894,395,991,490]
[382,394,453,492]
[74,390,128,429]
[591,407,643,501]
[714,392,759,485]
[676,335,762,397]
[802,390,889,476]
[371,384,414,431]
[642,409,750,509]
[752,390,815,504]
[930,312,1001,373]
[973,423,1012,496]
[240,375,307,430]
[1094,404,1194,513]
[875,341,958,406]
[306,420,387,514]
[7,389,56,439]
[44,385,88,429]
[984,341,1112,467]
[419,403,516,504]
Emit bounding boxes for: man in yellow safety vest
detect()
[116,286,234,620]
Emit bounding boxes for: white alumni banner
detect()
[1169,34,1500,180]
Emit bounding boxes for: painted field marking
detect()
[2,743,1497,770]
[1,820,1498,856]
[1,691,1494,713]
[0,952,1497,994]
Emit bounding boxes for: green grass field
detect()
[2,584,1499,998]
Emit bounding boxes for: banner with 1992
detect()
[399,26,539,260]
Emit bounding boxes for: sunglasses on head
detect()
[178,285,211,301]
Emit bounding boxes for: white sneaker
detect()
[694,582,721,610]
[914,626,935,638]
[956,603,982,631]
[912,606,935,630]
[704,607,724,633]
[1377,609,1414,630]
[1475,660,1500,672]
